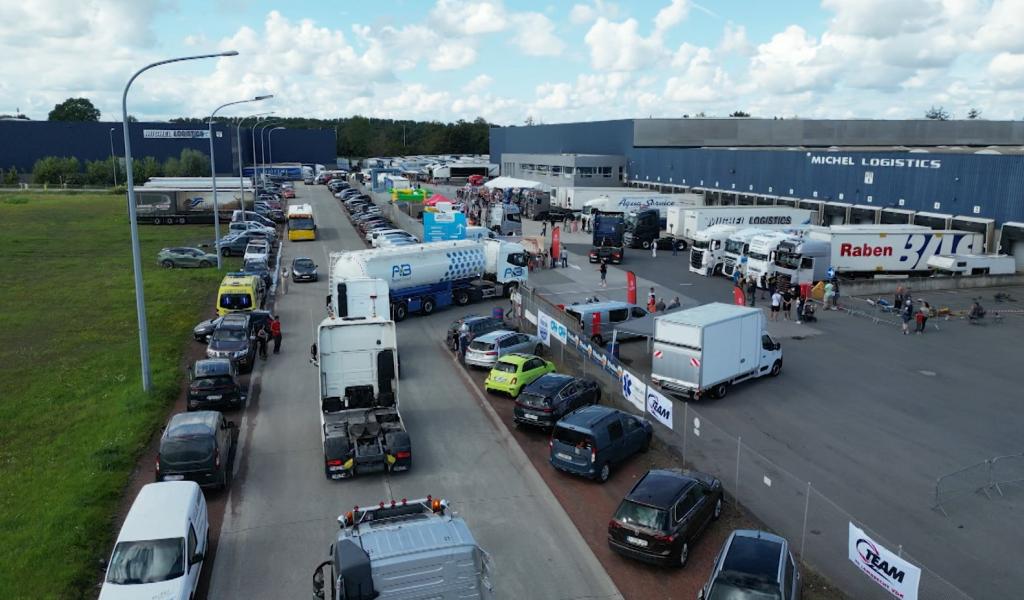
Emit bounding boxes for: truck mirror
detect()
[775,342,781,351]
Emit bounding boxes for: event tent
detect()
[482,176,549,190]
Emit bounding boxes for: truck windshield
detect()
[725,240,746,255]
[507,252,528,267]
[693,240,710,250]
[106,538,185,585]
[775,251,801,270]
[507,212,521,223]
[748,251,769,262]
[624,214,638,230]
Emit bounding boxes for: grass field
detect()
[0,193,238,599]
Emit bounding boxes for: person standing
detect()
[256,323,270,360]
[560,243,568,268]
[823,280,835,310]
[914,307,925,334]
[651,241,657,258]
[541,221,547,236]
[270,315,282,354]
[671,239,678,257]
[647,288,657,313]
[795,295,804,324]
[782,286,793,320]
[667,296,681,309]
[598,259,608,288]
[746,276,757,307]
[458,328,470,364]
[894,286,906,312]
[655,298,666,312]
[900,298,913,335]
[770,289,782,321]
[831,278,841,310]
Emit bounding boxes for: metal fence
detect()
[513,283,974,600]
[934,452,1024,516]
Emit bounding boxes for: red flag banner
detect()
[552,226,561,260]
[591,312,601,337]
[733,286,746,306]
[626,271,637,305]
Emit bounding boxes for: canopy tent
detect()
[483,176,549,191]
[424,193,450,207]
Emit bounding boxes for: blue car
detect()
[549,405,651,482]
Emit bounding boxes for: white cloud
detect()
[988,52,1024,86]
[584,17,666,71]
[534,82,572,109]
[974,0,1024,53]
[462,74,494,93]
[822,0,944,39]
[569,0,619,25]
[746,26,838,94]
[664,47,730,103]
[430,41,478,70]
[510,12,565,56]
[653,0,689,38]
[431,0,507,34]
[718,22,751,55]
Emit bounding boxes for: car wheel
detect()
[711,382,729,399]
[712,497,723,521]
[454,290,471,306]
[597,462,611,483]
[677,542,690,568]
[199,260,211,268]
[221,247,232,257]
[161,260,174,268]
[770,359,782,377]
[421,297,435,315]
[393,303,408,322]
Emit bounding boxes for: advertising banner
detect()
[552,226,561,259]
[537,310,552,346]
[626,271,637,305]
[620,370,647,412]
[848,523,920,600]
[645,387,673,429]
[143,129,210,139]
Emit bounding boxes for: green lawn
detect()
[0,193,238,599]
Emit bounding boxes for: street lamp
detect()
[257,120,283,178]
[109,127,118,187]
[249,113,275,187]
[122,50,239,392]
[209,96,272,269]
[238,112,273,222]
[268,126,285,166]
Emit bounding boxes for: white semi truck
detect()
[650,303,782,400]
[329,239,528,321]
[721,228,775,279]
[487,203,522,236]
[687,225,738,276]
[313,497,493,600]
[745,232,799,287]
[317,316,409,480]
[669,206,815,262]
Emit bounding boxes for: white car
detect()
[243,240,270,263]
[372,233,418,247]
[229,221,276,238]
[367,228,413,243]
[99,481,208,600]
[378,237,418,249]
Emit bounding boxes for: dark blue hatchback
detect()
[549,405,652,483]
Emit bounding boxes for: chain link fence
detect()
[513,283,974,600]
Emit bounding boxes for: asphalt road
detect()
[206,184,621,600]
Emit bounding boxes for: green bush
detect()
[84,159,116,186]
[178,148,210,176]
[163,157,181,177]
[3,166,19,185]
[31,156,81,185]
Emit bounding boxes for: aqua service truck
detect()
[313,497,494,600]
[650,303,782,400]
[329,239,528,321]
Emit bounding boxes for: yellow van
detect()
[216,274,263,316]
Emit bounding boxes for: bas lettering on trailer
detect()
[839,243,893,257]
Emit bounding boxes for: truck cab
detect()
[772,237,830,287]
[722,228,772,279]
[689,225,737,276]
[744,232,791,287]
[488,203,522,236]
[589,212,625,264]
[623,208,662,249]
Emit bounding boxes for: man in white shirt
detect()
[770,290,782,321]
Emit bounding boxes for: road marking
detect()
[569,263,581,270]
[678,283,694,286]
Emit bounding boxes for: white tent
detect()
[483,176,549,191]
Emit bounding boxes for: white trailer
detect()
[553,187,631,210]
[650,303,782,400]
[313,497,493,600]
[807,225,984,276]
[667,206,815,249]
[926,254,1016,276]
[583,193,704,217]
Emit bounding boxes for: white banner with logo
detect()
[645,387,673,430]
[537,310,552,346]
[848,523,920,600]
[620,370,646,413]
[143,129,210,139]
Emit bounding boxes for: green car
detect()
[158,246,218,268]
[484,353,556,397]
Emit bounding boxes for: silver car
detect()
[465,330,543,369]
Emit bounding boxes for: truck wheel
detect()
[421,297,435,315]
[770,360,782,377]
[161,260,174,269]
[454,290,470,306]
[178,217,186,224]
[154,217,162,225]
[676,240,687,252]
[591,334,604,347]
[711,382,729,399]
[642,240,651,249]
[393,303,408,322]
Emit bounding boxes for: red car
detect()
[467,174,485,186]
[282,188,296,199]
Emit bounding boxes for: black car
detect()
[446,315,509,351]
[608,469,723,568]
[291,256,319,282]
[217,232,258,257]
[187,359,246,411]
[205,312,257,372]
[156,411,236,490]
[193,309,270,343]
[242,258,273,290]
[513,374,600,429]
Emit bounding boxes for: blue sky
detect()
[2,0,1023,123]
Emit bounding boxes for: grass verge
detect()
[0,193,237,599]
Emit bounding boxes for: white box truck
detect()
[806,225,985,277]
[313,497,494,600]
[650,303,782,400]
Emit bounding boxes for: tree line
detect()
[19,149,210,186]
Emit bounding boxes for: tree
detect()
[967,107,982,120]
[729,110,751,117]
[177,148,210,176]
[3,166,19,185]
[31,156,80,184]
[925,106,950,120]
[524,116,535,126]
[47,97,101,122]
[136,156,163,181]
[84,159,114,185]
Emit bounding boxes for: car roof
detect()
[473,329,518,342]
[292,256,314,262]
[496,353,536,365]
[626,469,698,509]
[165,411,219,438]
[525,373,573,393]
[559,404,619,430]
[720,530,786,583]
[220,312,251,325]
[117,481,202,542]
[193,359,232,376]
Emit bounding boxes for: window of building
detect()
[563,166,574,178]
[551,165,562,176]
[537,165,549,174]
[578,167,594,178]
[599,166,612,178]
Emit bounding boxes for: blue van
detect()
[549,405,652,483]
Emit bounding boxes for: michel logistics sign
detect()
[848,523,920,600]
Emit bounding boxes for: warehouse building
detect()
[490,118,1024,265]
[0,120,335,174]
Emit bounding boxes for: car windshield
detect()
[243,261,267,271]
[219,294,252,310]
[613,500,668,531]
[707,574,783,600]
[553,426,594,449]
[290,217,315,230]
[247,246,268,254]
[161,437,214,464]
[493,361,518,373]
[106,538,185,585]
[518,391,550,408]
[294,259,315,269]
[193,374,234,388]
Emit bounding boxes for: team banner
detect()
[143,129,210,139]
[848,523,920,600]
[645,387,673,429]
[620,370,646,412]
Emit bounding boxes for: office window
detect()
[599,166,612,177]
[537,165,549,174]
[551,166,562,176]
[578,167,594,178]
[563,166,574,178]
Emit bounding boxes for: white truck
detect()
[668,206,815,252]
[926,254,1016,276]
[687,225,738,276]
[313,497,494,600]
[804,225,985,278]
[329,239,528,321]
[327,277,391,319]
[582,193,703,218]
[487,203,522,236]
[316,316,409,480]
[650,303,782,401]
[553,187,633,210]
[721,228,774,279]
[745,232,801,287]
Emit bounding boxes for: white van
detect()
[99,481,209,600]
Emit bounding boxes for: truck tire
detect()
[393,302,408,322]
[770,359,782,377]
[675,240,687,252]
[710,382,729,399]
[641,239,651,249]
[454,289,470,306]
[154,217,162,225]
[421,297,435,315]
[178,217,186,224]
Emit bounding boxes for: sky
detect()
[2,0,1024,124]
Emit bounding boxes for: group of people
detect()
[255,316,283,359]
[894,286,933,335]
[735,273,817,323]
[646,287,681,313]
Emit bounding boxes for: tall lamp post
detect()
[249,113,274,188]
[122,50,238,392]
[238,112,273,222]
[209,95,273,269]
[109,127,118,187]
[257,120,283,179]
[268,126,285,166]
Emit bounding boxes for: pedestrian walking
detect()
[271,315,282,354]
[782,287,793,320]
[770,289,782,321]
[280,268,289,295]
[598,259,608,288]
[671,240,678,257]
[560,243,568,268]
[651,242,657,258]
[256,323,270,360]
[541,221,547,236]
[823,280,835,310]
[667,296,681,309]
[900,299,913,335]
[458,328,470,363]
[746,276,757,307]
